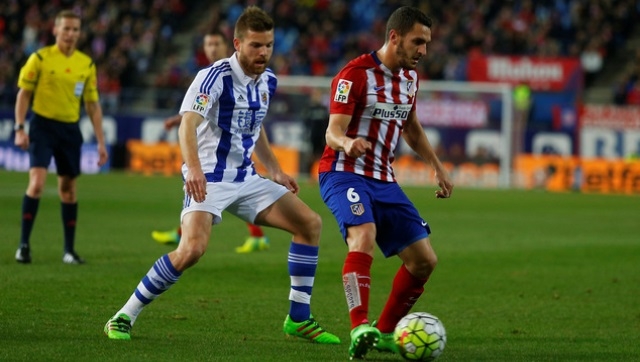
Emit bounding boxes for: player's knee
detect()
[58,189,76,203]
[27,185,45,198]
[408,255,438,279]
[186,247,206,263]
[346,224,377,254]
[27,180,46,197]
[300,211,322,245]
[427,253,438,271]
[309,212,323,242]
[58,179,77,202]
[174,244,206,270]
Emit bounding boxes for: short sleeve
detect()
[83,62,100,103]
[179,68,219,117]
[329,66,366,116]
[17,53,41,91]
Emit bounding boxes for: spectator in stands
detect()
[2,0,639,111]
[614,60,640,106]
[1,0,184,110]
[96,62,121,113]
[625,81,640,105]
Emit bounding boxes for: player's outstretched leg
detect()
[349,323,381,359]
[104,254,182,340]
[283,315,341,344]
[282,242,339,344]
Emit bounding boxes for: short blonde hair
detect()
[55,10,81,25]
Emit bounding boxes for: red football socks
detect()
[246,223,264,237]
[376,264,428,333]
[342,251,373,329]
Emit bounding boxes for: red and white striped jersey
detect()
[318,51,418,182]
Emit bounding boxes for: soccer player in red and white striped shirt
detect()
[319,6,454,359]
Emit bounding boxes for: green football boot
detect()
[235,236,270,253]
[283,315,341,344]
[373,332,398,353]
[151,228,180,244]
[372,321,398,353]
[349,323,381,360]
[104,313,132,340]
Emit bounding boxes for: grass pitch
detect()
[0,170,638,361]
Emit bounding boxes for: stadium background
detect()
[0,0,639,194]
[1,2,639,361]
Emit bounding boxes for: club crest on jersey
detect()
[334,79,352,103]
[407,80,416,99]
[261,92,268,105]
[192,93,210,112]
[371,102,412,120]
[350,203,365,216]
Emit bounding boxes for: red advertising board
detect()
[580,105,640,130]
[468,55,582,91]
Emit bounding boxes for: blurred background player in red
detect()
[151,29,268,253]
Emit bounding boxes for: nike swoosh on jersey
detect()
[373,85,385,91]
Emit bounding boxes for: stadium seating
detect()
[1,0,639,110]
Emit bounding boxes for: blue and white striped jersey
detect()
[179,53,277,183]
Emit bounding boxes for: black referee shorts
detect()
[28,113,83,177]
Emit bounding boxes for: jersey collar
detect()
[53,43,76,57]
[229,52,260,86]
[371,51,382,65]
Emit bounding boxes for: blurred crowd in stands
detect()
[0,0,186,112]
[614,48,640,105]
[1,0,639,112]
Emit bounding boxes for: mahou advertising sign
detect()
[468,55,582,91]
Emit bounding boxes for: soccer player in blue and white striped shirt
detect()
[104,6,339,345]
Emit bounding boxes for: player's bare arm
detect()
[179,111,207,202]
[85,100,109,166]
[325,113,372,158]
[14,88,32,150]
[254,126,299,194]
[402,111,453,198]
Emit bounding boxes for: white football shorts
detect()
[180,174,290,224]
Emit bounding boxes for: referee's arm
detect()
[84,100,109,166]
[14,88,33,150]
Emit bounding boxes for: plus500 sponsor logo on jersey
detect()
[372,103,412,120]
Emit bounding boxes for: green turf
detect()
[1,170,638,361]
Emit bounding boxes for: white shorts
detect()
[180,174,290,225]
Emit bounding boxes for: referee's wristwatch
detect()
[14,123,25,131]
